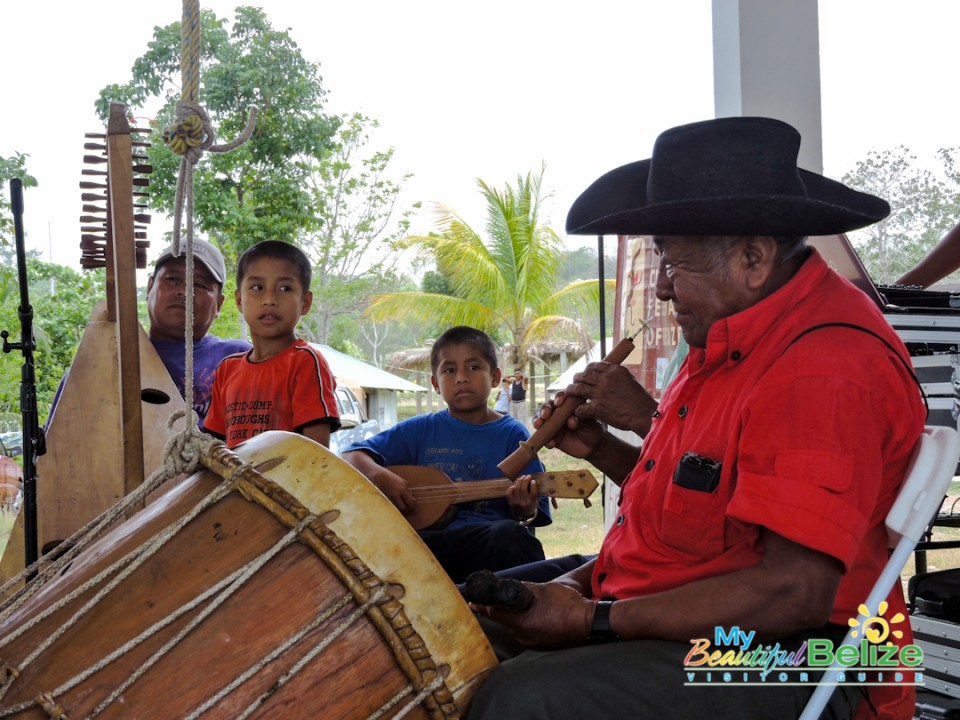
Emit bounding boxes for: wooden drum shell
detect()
[0,431,497,719]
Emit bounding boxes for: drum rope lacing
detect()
[367,674,448,720]
[0,442,458,719]
[0,412,218,624]
[34,693,65,720]
[182,591,361,720]
[90,511,322,720]
[198,586,394,720]
[0,435,243,714]
[0,410,248,711]
[14,563,253,715]
[0,497,450,720]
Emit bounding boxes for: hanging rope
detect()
[160,0,257,425]
[180,0,200,105]
[0,3,247,619]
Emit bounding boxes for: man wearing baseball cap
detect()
[469,117,925,719]
[147,238,249,423]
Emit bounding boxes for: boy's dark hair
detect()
[430,326,499,375]
[236,240,312,290]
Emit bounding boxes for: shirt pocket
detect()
[658,439,729,560]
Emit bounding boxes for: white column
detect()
[712,0,823,173]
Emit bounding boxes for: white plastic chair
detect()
[799,424,960,720]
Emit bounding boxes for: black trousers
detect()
[418,519,545,584]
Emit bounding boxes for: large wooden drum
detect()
[0,431,497,718]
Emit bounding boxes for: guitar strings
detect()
[408,486,514,500]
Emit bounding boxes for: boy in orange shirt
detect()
[204,240,339,448]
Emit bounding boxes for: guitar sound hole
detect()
[141,388,171,405]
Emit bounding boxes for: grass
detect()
[537,447,605,558]
[901,481,960,588]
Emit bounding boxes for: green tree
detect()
[97,6,339,257]
[331,271,425,369]
[421,269,453,296]
[0,154,39,295]
[937,147,960,248]
[559,246,617,284]
[842,146,959,283]
[366,166,610,375]
[0,254,104,420]
[299,113,417,345]
[557,246,616,340]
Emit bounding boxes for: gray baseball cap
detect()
[154,238,226,286]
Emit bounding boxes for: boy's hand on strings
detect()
[506,473,538,518]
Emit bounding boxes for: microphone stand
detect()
[1,178,44,570]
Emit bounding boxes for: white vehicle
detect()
[328,386,380,456]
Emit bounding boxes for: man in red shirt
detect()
[469,117,925,720]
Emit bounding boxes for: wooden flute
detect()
[497,332,638,479]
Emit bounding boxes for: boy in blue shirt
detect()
[344,326,550,582]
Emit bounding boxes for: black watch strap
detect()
[587,600,620,644]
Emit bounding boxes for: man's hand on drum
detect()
[473,581,595,649]
[505,474,538,520]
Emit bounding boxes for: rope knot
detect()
[162,410,215,477]
[162,113,205,156]
[1,660,19,682]
[164,101,214,163]
[169,100,257,250]
[36,691,68,719]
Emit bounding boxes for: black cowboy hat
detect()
[566,116,890,237]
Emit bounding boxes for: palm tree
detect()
[366,166,612,400]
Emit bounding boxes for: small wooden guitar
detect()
[388,466,598,530]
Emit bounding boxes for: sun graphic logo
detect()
[848,601,906,644]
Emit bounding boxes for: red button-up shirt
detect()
[593,250,925,717]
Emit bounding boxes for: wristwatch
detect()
[587,600,620,643]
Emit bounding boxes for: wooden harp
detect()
[0,104,185,581]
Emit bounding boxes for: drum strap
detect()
[782,321,929,419]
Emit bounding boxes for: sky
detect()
[2,1,959,273]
